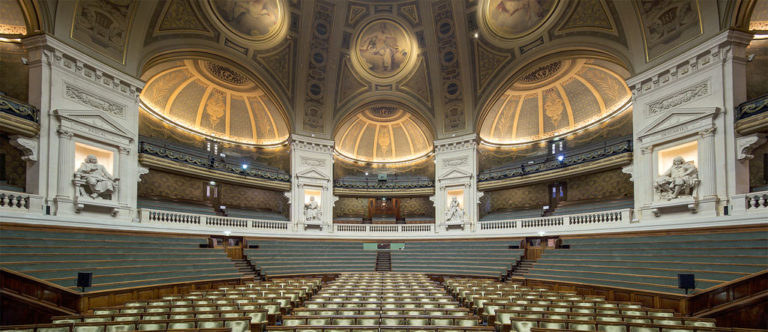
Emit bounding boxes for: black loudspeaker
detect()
[678,274,695,293]
[249,245,259,249]
[560,245,571,249]
[77,272,92,288]
[199,243,209,248]
[508,245,520,249]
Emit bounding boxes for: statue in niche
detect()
[75,155,119,199]
[654,156,699,200]
[304,196,321,222]
[445,196,464,223]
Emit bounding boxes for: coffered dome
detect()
[139,59,290,146]
[479,58,631,145]
[334,106,433,163]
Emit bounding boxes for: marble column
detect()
[55,129,74,202]
[698,128,717,199]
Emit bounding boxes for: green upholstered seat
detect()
[510,319,537,332]
[332,318,355,325]
[136,322,165,331]
[104,323,135,332]
[167,321,195,329]
[225,319,250,332]
[197,320,224,328]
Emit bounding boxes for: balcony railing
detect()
[334,176,434,189]
[479,137,632,182]
[139,141,290,182]
[139,208,290,231]
[736,94,768,120]
[478,209,630,232]
[334,223,434,233]
[0,95,39,124]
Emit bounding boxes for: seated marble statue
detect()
[654,156,699,200]
[75,154,118,199]
[445,197,464,223]
[304,196,321,222]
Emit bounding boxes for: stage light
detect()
[242,164,248,170]
[557,155,564,162]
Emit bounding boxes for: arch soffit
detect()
[139,50,293,133]
[332,92,436,134]
[332,100,436,144]
[139,48,294,126]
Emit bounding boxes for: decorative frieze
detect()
[64,83,126,118]
[646,80,710,117]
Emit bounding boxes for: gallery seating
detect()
[391,241,524,277]
[523,230,768,294]
[244,241,378,276]
[0,228,243,292]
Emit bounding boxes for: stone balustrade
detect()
[139,208,290,232]
[730,191,768,215]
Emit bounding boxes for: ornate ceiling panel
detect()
[140,59,289,146]
[335,105,433,163]
[479,58,631,145]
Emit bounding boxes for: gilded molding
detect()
[0,112,40,137]
[333,187,434,197]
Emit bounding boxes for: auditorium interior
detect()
[0,0,767,330]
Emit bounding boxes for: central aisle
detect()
[274,272,491,331]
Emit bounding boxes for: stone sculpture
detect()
[75,155,118,199]
[654,156,699,200]
[304,195,321,222]
[445,196,464,223]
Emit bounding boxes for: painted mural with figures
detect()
[484,0,557,39]
[210,0,283,40]
[355,19,413,78]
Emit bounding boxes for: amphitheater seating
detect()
[0,228,243,292]
[245,241,377,276]
[444,277,728,332]
[391,241,524,277]
[523,230,768,294]
[552,198,633,216]
[0,278,321,332]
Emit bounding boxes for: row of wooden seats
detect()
[494,310,715,326]
[292,309,471,316]
[267,326,494,332]
[0,317,248,332]
[282,315,479,326]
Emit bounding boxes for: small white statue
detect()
[445,196,464,223]
[654,156,699,200]
[75,155,118,199]
[304,196,321,222]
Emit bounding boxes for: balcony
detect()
[334,175,435,197]
[0,94,39,136]
[138,140,290,191]
[478,136,632,190]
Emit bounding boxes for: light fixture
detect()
[365,172,369,176]
[209,181,216,185]
[242,164,249,170]
[473,32,479,39]
[556,155,564,162]
[224,230,232,236]
[538,231,546,236]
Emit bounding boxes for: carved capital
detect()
[640,146,653,155]
[119,146,131,154]
[698,127,716,138]
[10,136,39,162]
[737,134,767,160]
[57,129,74,139]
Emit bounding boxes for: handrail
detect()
[0,94,39,123]
[736,93,768,120]
[334,224,434,233]
[139,141,290,182]
[479,137,632,182]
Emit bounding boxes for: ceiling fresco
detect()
[335,105,433,163]
[482,0,559,39]
[139,59,290,146]
[479,58,631,145]
[18,0,752,147]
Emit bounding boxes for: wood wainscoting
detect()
[689,270,768,328]
[0,267,246,325]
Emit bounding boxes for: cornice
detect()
[333,187,435,197]
[434,134,477,153]
[627,29,753,99]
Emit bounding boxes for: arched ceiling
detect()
[139,58,290,146]
[335,105,433,163]
[479,57,631,145]
[15,0,758,142]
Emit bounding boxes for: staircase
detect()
[510,258,535,278]
[375,251,391,271]
[232,256,261,280]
